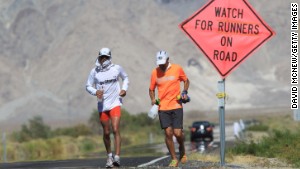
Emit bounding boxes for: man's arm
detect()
[118,65,129,97]
[182,78,190,100]
[149,89,156,105]
[183,78,190,92]
[86,69,97,96]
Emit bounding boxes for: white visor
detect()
[99,47,111,57]
[156,50,168,65]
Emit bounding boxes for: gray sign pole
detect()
[217,79,226,166]
[2,132,6,163]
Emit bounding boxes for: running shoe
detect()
[168,159,179,167]
[113,155,121,167]
[105,156,114,168]
[180,154,187,164]
[179,147,187,164]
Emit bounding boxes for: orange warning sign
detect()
[179,0,275,78]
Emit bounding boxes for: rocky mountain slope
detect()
[0,0,294,130]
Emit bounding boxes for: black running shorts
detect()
[158,108,183,129]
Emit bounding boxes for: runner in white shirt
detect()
[86,47,129,168]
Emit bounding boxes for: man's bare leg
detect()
[111,116,121,155]
[101,120,111,154]
[165,127,177,160]
[174,129,185,155]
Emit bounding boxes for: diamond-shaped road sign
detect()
[179,0,275,78]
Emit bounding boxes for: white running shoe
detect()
[105,156,114,168]
[113,155,120,167]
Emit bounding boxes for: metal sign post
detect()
[217,79,226,166]
[2,132,7,163]
[294,109,300,121]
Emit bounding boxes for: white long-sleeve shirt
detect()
[86,63,129,112]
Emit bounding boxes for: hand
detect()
[119,90,126,97]
[181,90,188,100]
[151,99,156,105]
[96,90,103,99]
[182,93,188,100]
[180,91,190,104]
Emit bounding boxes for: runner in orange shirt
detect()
[149,50,190,167]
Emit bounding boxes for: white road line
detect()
[208,141,214,147]
[137,155,169,167]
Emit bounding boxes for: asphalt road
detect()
[0,124,236,169]
[0,142,227,169]
[0,156,165,169]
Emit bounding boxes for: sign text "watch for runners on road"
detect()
[180,0,275,78]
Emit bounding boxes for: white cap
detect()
[156,50,168,65]
[99,47,111,58]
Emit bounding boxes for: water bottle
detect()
[148,104,158,119]
[97,97,103,102]
[97,86,104,102]
[148,99,160,119]
[155,99,160,105]
[97,86,104,113]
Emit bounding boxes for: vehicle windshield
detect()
[192,121,210,127]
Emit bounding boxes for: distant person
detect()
[86,47,129,168]
[233,122,241,139]
[149,50,190,167]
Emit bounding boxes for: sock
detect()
[108,153,113,157]
[115,155,120,159]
